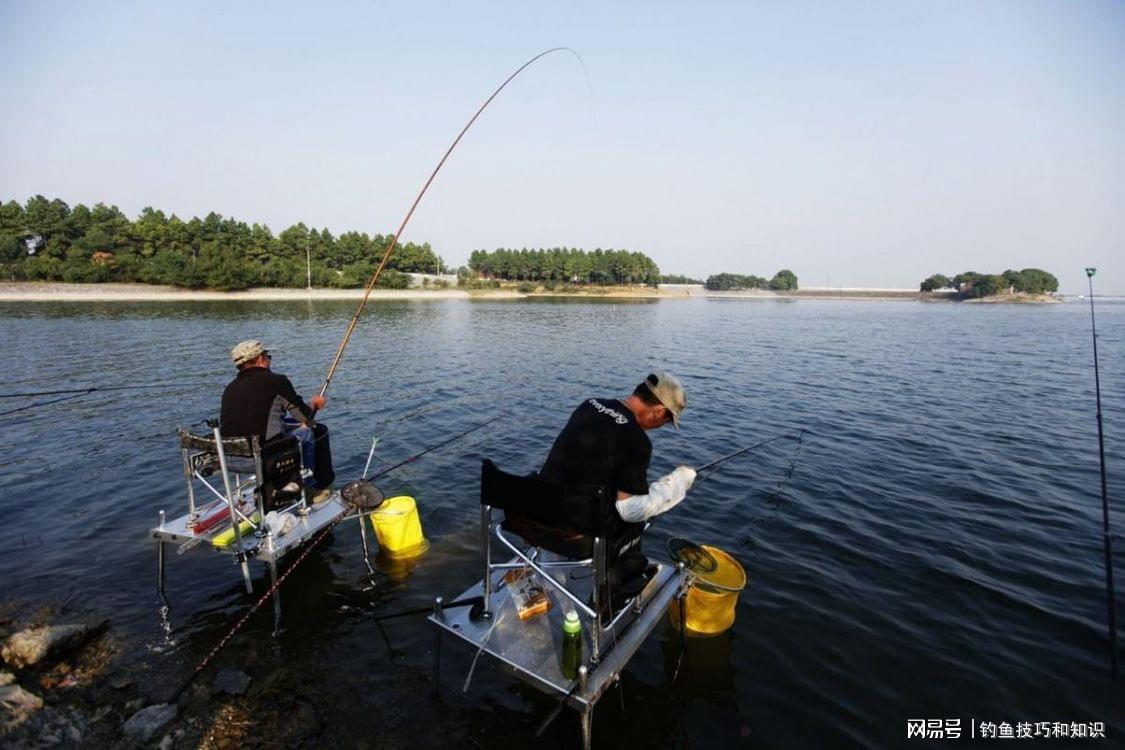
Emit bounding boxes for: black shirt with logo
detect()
[220,367,315,443]
[539,398,652,496]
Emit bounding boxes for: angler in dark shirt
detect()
[220,339,335,497]
[539,372,696,601]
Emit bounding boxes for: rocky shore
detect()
[0,609,322,749]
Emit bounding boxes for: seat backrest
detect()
[178,428,257,462]
[480,459,615,539]
[258,435,303,511]
[177,428,302,512]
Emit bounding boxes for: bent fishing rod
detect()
[694,428,806,484]
[1085,268,1118,681]
[319,47,584,398]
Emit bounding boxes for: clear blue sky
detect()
[2,1,1122,293]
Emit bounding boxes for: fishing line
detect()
[739,431,807,558]
[319,47,589,397]
[695,429,806,485]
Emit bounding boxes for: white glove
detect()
[615,466,697,523]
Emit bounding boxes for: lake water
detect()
[0,297,1122,747]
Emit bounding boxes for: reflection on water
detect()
[1,298,1123,747]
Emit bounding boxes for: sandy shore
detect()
[0,282,693,302]
[0,282,515,302]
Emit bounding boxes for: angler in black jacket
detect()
[220,339,335,498]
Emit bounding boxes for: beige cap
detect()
[231,339,268,366]
[642,371,686,427]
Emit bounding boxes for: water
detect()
[0,297,1122,747]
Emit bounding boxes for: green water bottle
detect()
[561,609,582,680]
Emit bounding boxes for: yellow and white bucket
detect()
[368,495,428,559]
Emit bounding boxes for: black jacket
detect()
[220,367,315,443]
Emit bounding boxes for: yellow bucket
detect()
[368,495,428,559]
[670,545,747,636]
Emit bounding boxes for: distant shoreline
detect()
[0,282,1064,303]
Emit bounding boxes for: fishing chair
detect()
[479,459,649,664]
[177,427,306,532]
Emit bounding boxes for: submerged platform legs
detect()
[269,559,281,635]
[578,665,591,750]
[156,510,166,595]
[432,597,443,691]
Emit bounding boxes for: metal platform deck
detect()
[429,557,686,747]
[149,493,346,563]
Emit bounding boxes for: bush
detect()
[24,255,64,280]
[60,261,112,283]
[376,269,409,289]
[433,279,449,289]
[517,281,536,293]
[704,273,768,291]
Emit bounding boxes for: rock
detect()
[0,684,44,731]
[1,623,101,670]
[159,733,174,750]
[107,673,133,691]
[2,703,87,747]
[212,668,251,696]
[122,703,177,743]
[124,697,146,713]
[0,671,14,687]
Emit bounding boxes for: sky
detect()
[2,1,1123,293]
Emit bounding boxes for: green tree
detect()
[1013,268,1058,294]
[919,273,951,292]
[0,232,25,263]
[769,269,798,291]
[24,195,71,257]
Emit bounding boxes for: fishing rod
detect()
[0,382,212,417]
[373,595,483,623]
[319,47,584,398]
[0,392,89,418]
[1085,267,1118,681]
[694,429,806,483]
[365,413,504,481]
[0,382,210,399]
[168,413,504,702]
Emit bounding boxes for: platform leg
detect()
[239,556,253,594]
[269,560,282,635]
[579,709,592,750]
[358,513,371,562]
[157,541,166,595]
[432,597,443,692]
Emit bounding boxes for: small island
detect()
[919,269,1061,303]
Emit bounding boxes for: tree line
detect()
[0,195,444,290]
[660,274,703,284]
[467,247,661,286]
[920,269,1058,297]
[704,269,798,291]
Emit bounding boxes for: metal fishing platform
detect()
[149,424,357,627]
[428,459,690,749]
